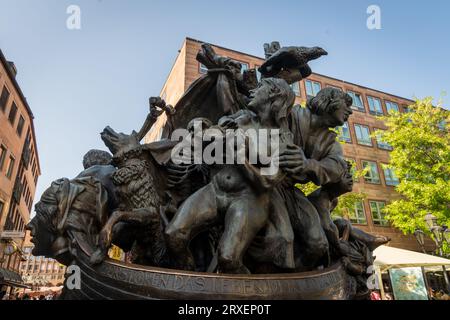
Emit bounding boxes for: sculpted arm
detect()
[279,141,346,186]
[303,142,346,186]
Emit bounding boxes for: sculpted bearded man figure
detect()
[277,87,354,268]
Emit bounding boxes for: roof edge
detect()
[185,37,415,104]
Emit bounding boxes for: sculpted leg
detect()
[165,184,218,270]
[316,205,340,250]
[90,208,159,265]
[217,197,269,274]
[290,190,329,268]
[334,218,390,251]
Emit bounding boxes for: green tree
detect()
[375,97,450,239]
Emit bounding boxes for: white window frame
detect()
[362,160,380,184]
[305,80,321,97]
[367,96,384,115]
[383,167,399,186]
[349,201,367,225]
[337,122,352,143]
[375,130,393,150]
[385,101,399,114]
[354,124,372,146]
[370,201,388,226]
[347,91,365,112]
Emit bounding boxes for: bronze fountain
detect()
[27,41,389,300]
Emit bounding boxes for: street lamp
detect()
[444,228,450,245]
[431,225,444,249]
[424,213,438,230]
[423,213,450,293]
[423,213,447,256]
[414,229,426,254]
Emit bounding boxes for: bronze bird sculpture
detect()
[259,42,328,84]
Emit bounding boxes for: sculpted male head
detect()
[83,149,113,169]
[26,179,63,257]
[247,78,295,125]
[307,87,353,127]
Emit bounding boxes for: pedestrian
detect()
[370,290,381,300]
[385,293,394,300]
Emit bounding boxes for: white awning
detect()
[374,245,450,271]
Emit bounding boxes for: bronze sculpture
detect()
[27,41,389,300]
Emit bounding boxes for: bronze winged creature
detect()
[259,41,328,84]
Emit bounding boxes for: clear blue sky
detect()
[0,0,449,213]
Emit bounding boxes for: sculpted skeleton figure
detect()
[165,78,295,274]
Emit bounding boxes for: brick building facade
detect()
[144,37,429,252]
[19,232,66,288]
[0,49,40,290]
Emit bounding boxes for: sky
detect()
[0,0,449,215]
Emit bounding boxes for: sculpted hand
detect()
[278,144,307,175]
[149,97,166,120]
[218,117,238,130]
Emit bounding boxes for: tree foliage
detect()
[375,97,450,236]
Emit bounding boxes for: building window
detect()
[6,155,15,179]
[347,91,365,112]
[367,96,383,115]
[239,62,249,74]
[349,201,367,224]
[199,63,208,74]
[16,115,25,137]
[255,65,262,82]
[290,82,300,96]
[354,124,372,146]
[375,130,393,150]
[0,145,7,171]
[305,80,321,97]
[370,201,388,226]
[327,85,341,90]
[8,102,18,124]
[438,120,446,131]
[0,86,10,112]
[362,160,380,184]
[383,167,399,186]
[385,101,399,114]
[337,122,351,143]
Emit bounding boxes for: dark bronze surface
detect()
[27,41,390,300]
